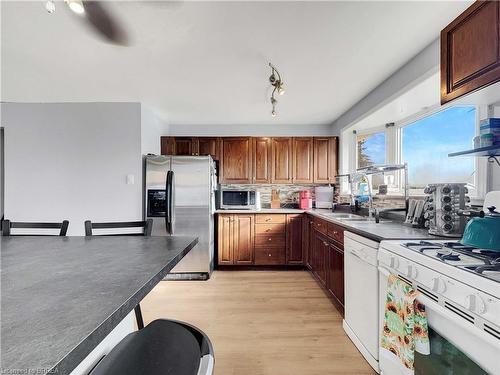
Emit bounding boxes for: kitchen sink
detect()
[340,217,391,223]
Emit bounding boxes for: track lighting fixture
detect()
[269,63,284,117]
[45,0,85,15]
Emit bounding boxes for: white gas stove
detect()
[378,239,500,375]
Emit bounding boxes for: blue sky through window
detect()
[357,132,386,168]
[402,106,475,188]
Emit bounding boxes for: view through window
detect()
[402,106,476,190]
[356,131,386,168]
[356,131,386,189]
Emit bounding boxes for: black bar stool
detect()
[1,219,69,236]
[89,319,214,375]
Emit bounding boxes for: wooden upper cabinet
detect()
[233,214,254,265]
[198,137,220,160]
[173,137,197,156]
[313,137,338,183]
[441,1,500,104]
[160,136,175,155]
[271,137,293,183]
[220,137,253,184]
[292,137,314,183]
[253,137,271,183]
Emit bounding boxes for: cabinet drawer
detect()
[255,214,286,224]
[255,234,286,247]
[313,217,328,235]
[255,247,286,265]
[327,223,344,245]
[255,223,285,235]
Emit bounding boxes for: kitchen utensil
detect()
[423,183,470,237]
[412,200,425,227]
[271,189,281,209]
[461,206,500,251]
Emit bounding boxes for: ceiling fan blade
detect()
[82,1,129,46]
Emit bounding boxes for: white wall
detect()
[1,102,143,235]
[332,38,440,134]
[141,105,169,155]
[168,123,334,136]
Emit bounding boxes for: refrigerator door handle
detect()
[165,170,173,234]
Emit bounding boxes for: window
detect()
[356,131,386,189]
[344,104,482,198]
[401,106,476,190]
[356,131,386,168]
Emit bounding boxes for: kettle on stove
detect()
[461,206,500,251]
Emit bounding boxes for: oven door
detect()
[379,267,499,375]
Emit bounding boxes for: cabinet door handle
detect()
[268,238,272,241]
[323,241,328,246]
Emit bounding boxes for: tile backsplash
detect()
[221,184,339,207]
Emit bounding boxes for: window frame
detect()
[344,104,485,199]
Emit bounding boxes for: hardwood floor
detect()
[141,270,375,375]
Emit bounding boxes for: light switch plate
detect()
[126,174,135,185]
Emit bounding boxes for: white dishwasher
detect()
[343,231,380,373]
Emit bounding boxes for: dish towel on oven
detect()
[380,274,430,374]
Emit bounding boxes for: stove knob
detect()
[390,256,399,269]
[442,185,452,194]
[476,295,487,315]
[424,211,434,219]
[432,277,447,293]
[406,265,413,278]
[465,294,476,312]
[412,265,419,279]
[464,187,469,194]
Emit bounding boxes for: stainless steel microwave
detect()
[219,190,259,210]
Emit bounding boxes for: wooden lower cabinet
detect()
[217,213,303,266]
[286,214,304,264]
[217,214,233,265]
[327,243,344,308]
[308,215,345,314]
[233,214,255,265]
[313,231,328,286]
[217,214,254,265]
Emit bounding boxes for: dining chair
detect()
[84,219,153,329]
[1,219,69,236]
[84,220,153,237]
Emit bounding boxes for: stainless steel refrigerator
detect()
[144,155,217,280]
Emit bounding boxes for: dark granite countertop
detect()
[308,209,444,241]
[1,235,198,375]
[215,208,443,241]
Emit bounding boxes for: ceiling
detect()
[1,1,472,126]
